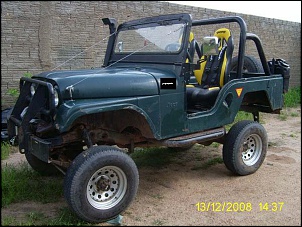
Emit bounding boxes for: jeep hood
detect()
[34,67,159,99]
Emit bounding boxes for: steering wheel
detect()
[165,43,181,51]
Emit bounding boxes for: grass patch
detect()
[1,216,16,226]
[284,86,301,108]
[191,157,223,170]
[152,219,165,226]
[1,142,11,160]
[290,133,298,138]
[268,141,278,147]
[47,208,92,226]
[226,111,254,131]
[1,208,92,226]
[290,112,299,117]
[210,142,220,148]
[25,211,47,225]
[278,107,301,121]
[130,147,182,168]
[1,162,64,207]
[278,110,288,121]
[1,163,94,225]
[151,193,164,200]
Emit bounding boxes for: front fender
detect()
[55,97,159,138]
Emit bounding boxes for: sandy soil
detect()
[1,107,301,226]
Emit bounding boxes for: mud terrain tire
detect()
[223,120,268,175]
[231,55,264,73]
[64,145,139,223]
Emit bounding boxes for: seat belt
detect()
[201,55,214,88]
[201,46,227,88]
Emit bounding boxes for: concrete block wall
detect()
[1,1,301,108]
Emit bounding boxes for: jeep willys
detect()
[7,13,290,223]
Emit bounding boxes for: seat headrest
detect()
[189,32,194,42]
[214,28,232,50]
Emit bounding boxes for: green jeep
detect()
[8,13,290,223]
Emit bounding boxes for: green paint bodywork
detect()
[52,71,283,140]
[8,13,286,146]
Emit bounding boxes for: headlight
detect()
[54,87,59,107]
[30,84,36,96]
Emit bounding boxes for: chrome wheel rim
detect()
[241,134,262,166]
[87,166,127,210]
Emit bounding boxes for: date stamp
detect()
[195,202,284,212]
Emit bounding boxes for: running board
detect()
[162,127,225,147]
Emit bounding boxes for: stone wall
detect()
[1,1,301,108]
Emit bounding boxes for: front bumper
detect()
[8,77,57,161]
[29,135,51,162]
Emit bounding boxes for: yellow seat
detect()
[187,28,234,110]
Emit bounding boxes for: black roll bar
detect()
[246,33,271,75]
[192,16,247,78]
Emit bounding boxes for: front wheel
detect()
[223,120,268,176]
[64,145,139,223]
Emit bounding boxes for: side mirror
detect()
[202,37,219,55]
[118,42,123,52]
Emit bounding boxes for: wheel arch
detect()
[240,89,281,113]
[58,104,158,140]
[242,90,271,108]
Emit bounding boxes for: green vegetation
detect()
[46,208,92,226]
[1,208,92,226]
[7,88,19,99]
[226,111,254,131]
[278,111,288,121]
[2,162,63,207]
[277,86,301,120]
[191,157,224,170]
[1,161,93,225]
[1,142,11,160]
[130,147,182,168]
[6,72,32,102]
[152,219,165,226]
[284,86,301,108]
[23,72,33,78]
[210,142,221,148]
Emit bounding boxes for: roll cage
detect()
[103,13,271,81]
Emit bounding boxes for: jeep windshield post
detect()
[7,13,289,223]
[102,17,117,66]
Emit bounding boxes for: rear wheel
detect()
[223,120,267,175]
[64,145,139,223]
[231,55,264,73]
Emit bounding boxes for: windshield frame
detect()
[114,22,186,55]
[108,13,192,66]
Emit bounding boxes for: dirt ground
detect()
[1,107,301,226]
